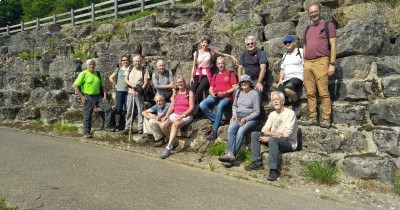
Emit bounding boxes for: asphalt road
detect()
[0,128,368,210]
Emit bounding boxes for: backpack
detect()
[211,70,237,85]
[192,45,218,75]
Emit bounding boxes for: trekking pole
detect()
[198,139,213,162]
[128,95,135,143]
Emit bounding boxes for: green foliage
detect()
[100,133,113,140]
[304,160,339,185]
[180,0,197,3]
[104,32,113,42]
[237,147,251,165]
[229,22,261,35]
[260,0,272,5]
[18,49,42,60]
[394,176,400,195]
[33,118,44,126]
[47,37,59,45]
[203,0,215,20]
[0,197,6,210]
[122,10,156,22]
[73,50,94,60]
[372,0,400,6]
[0,0,22,26]
[207,141,226,156]
[52,121,78,133]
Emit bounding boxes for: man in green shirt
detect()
[72,59,113,138]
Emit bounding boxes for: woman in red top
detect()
[190,35,237,103]
[159,75,195,159]
[199,57,237,140]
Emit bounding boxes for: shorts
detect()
[278,78,303,92]
[169,113,193,126]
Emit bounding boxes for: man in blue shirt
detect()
[142,94,170,146]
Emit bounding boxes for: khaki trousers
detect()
[143,118,163,140]
[304,57,331,120]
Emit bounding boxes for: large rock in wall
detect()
[370,99,400,126]
[156,5,204,27]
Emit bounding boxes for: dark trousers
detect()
[191,75,209,103]
[250,131,293,170]
[83,95,112,135]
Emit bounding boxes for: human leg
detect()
[304,60,317,120]
[232,120,257,156]
[83,96,97,136]
[135,95,144,132]
[267,137,293,170]
[124,94,135,131]
[148,119,163,140]
[97,98,113,128]
[199,95,217,122]
[213,98,230,132]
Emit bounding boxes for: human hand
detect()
[239,118,246,126]
[327,65,335,76]
[259,136,269,143]
[255,82,263,92]
[230,115,237,124]
[217,92,225,97]
[80,95,87,104]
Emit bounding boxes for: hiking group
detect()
[72,3,336,181]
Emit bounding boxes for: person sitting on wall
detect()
[199,57,237,141]
[142,94,170,145]
[218,74,260,168]
[245,91,298,181]
[277,35,304,117]
[159,75,195,159]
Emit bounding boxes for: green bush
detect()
[237,147,251,165]
[33,118,44,126]
[207,141,226,156]
[52,121,78,133]
[304,159,339,185]
[73,50,94,60]
[394,176,400,195]
[0,197,6,210]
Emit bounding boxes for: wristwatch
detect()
[329,61,335,66]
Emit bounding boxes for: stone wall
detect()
[0,0,399,182]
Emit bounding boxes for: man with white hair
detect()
[72,59,113,138]
[237,36,268,93]
[245,91,298,181]
[152,59,174,102]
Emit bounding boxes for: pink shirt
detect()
[211,70,238,100]
[303,20,336,60]
[173,91,190,115]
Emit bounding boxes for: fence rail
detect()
[0,0,176,36]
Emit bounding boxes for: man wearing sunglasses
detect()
[238,36,268,94]
[302,3,336,128]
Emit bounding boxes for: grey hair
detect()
[216,56,225,63]
[154,94,165,101]
[132,54,143,61]
[245,36,257,44]
[86,59,96,65]
[270,91,285,103]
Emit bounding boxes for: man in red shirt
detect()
[200,57,238,140]
[303,3,336,128]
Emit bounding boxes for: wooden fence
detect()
[0,0,177,35]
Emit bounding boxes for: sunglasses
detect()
[283,41,292,45]
[246,42,255,46]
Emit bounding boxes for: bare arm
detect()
[328,37,336,76]
[279,69,284,84]
[214,50,238,64]
[237,65,244,79]
[109,72,116,87]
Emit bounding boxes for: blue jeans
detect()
[83,95,112,135]
[226,119,257,156]
[199,95,231,131]
[115,91,128,114]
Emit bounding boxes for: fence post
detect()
[141,0,144,11]
[21,21,24,32]
[6,25,9,35]
[170,0,175,6]
[71,8,75,25]
[91,3,95,22]
[53,14,56,24]
[36,18,40,29]
[114,0,118,19]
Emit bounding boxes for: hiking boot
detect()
[222,160,240,168]
[138,129,143,134]
[160,148,171,159]
[244,162,264,171]
[122,129,129,135]
[319,119,331,128]
[301,118,318,126]
[267,169,280,181]
[83,134,92,139]
[218,151,236,162]
[113,125,120,132]
[104,126,114,132]
[207,130,217,141]
[153,139,166,147]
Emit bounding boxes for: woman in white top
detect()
[278,35,304,104]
